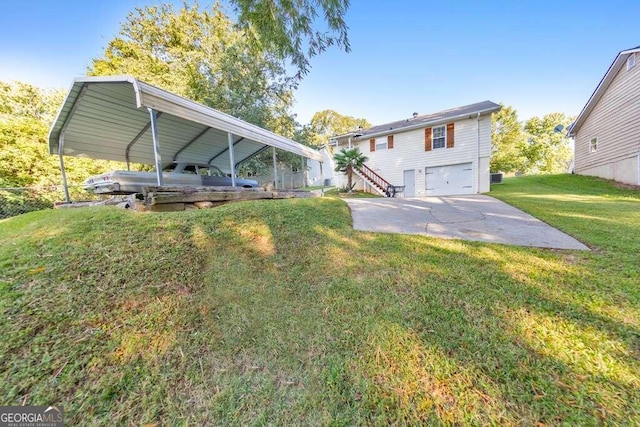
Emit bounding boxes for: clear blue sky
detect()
[0,0,638,125]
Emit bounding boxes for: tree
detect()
[491,105,527,174]
[523,113,574,174]
[231,0,350,77]
[89,2,296,130]
[308,109,371,146]
[333,147,367,192]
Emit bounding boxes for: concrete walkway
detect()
[343,195,589,250]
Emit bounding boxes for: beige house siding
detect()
[574,55,640,185]
[349,115,492,196]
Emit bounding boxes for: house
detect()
[329,101,501,197]
[568,46,640,185]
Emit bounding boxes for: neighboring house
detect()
[329,101,501,197]
[568,46,640,185]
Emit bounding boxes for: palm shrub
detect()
[333,147,368,193]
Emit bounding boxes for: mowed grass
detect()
[0,174,639,425]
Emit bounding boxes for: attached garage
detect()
[425,162,473,196]
[329,101,500,198]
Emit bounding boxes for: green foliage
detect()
[523,113,574,174]
[308,109,371,146]
[491,106,574,175]
[333,147,367,192]
[231,0,350,76]
[89,2,295,131]
[490,105,527,173]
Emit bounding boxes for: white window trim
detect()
[627,53,636,71]
[590,137,598,153]
[432,125,446,149]
[375,136,387,150]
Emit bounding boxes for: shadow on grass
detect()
[182,199,640,424]
[1,196,638,425]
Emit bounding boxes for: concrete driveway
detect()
[343,195,589,250]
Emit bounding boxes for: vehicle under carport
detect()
[48,76,324,202]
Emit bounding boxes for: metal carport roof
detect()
[48,75,323,176]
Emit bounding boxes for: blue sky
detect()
[0,0,638,125]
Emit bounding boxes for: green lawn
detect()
[323,188,381,198]
[0,174,638,425]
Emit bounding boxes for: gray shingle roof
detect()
[352,100,501,140]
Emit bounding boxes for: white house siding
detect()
[307,147,336,186]
[574,56,640,185]
[352,115,492,196]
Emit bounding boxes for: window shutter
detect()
[446,123,455,148]
[370,138,375,152]
[425,128,432,151]
[387,135,394,149]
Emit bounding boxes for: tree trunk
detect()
[346,165,353,192]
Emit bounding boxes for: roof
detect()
[339,100,501,141]
[568,46,640,137]
[48,76,323,171]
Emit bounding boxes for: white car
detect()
[84,162,259,194]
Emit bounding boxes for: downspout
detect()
[476,112,481,193]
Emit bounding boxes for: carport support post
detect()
[148,108,163,186]
[319,161,324,196]
[58,134,71,203]
[227,132,236,187]
[272,147,278,189]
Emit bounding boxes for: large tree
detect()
[308,109,371,146]
[231,0,350,77]
[491,105,527,174]
[523,113,574,174]
[89,2,296,130]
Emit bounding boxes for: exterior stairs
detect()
[354,164,403,197]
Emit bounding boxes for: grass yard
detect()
[0,174,638,425]
[323,188,381,198]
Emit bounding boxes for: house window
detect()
[375,136,387,150]
[627,53,636,71]
[432,125,446,149]
[590,137,598,153]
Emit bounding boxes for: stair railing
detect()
[355,164,391,191]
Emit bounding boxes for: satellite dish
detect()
[553,124,565,133]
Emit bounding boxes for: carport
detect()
[48,76,324,202]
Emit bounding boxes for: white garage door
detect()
[425,162,473,196]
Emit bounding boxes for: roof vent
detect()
[412,112,418,118]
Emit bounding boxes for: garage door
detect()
[425,162,473,196]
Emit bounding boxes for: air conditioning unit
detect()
[490,173,504,184]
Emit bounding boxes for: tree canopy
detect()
[308,109,371,146]
[491,105,574,175]
[491,105,527,173]
[231,0,350,76]
[89,2,296,131]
